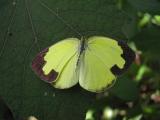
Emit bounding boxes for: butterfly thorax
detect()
[76,38,87,66]
[80,38,86,54]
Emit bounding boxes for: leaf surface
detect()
[0,0,129,119]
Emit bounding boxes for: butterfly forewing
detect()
[32,38,80,89]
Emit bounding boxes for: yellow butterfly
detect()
[32,36,135,92]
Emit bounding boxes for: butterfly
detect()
[32,36,135,92]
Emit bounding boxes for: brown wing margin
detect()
[111,40,135,76]
[31,48,58,83]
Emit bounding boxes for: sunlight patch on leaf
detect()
[27,116,38,120]
[85,109,95,120]
[135,65,151,81]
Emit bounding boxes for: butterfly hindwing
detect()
[79,36,135,92]
[32,38,80,88]
[52,51,79,89]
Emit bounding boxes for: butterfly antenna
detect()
[38,0,83,38]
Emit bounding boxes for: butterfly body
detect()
[32,36,135,92]
[77,38,88,66]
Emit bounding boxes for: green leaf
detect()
[138,13,152,28]
[123,114,142,120]
[127,0,160,14]
[121,0,139,39]
[0,0,129,120]
[131,26,160,59]
[135,65,152,81]
[122,0,160,39]
[111,76,139,101]
[152,15,160,26]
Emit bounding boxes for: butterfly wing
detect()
[32,38,80,89]
[79,36,135,92]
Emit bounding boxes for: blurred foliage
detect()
[0,0,160,120]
